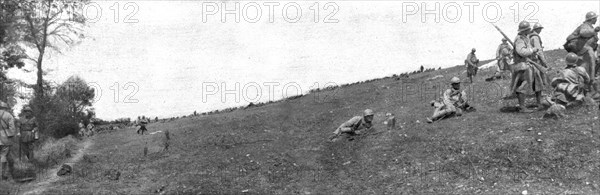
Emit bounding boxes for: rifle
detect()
[490,23,548,73]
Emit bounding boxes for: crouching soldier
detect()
[329,109,374,142]
[427,77,475,123]
[551,53,591,107]
[18,106,38,160]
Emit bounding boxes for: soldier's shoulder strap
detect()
[529,33,543,46]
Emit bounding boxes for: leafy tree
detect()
[41,75,95,137]
[8,0,89,132]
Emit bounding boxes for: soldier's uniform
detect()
[0,102,16,180]
[565,12,599,85]
[330,109,374,141]
[529,23,550,86]
[465,49,479,82]
[18,108,37,160]
[497,39,513,71]
[427,77,473,123]
[137,118,148,135]
[86,123,94,137]
[78,122,86,137]
[552,53,591,106]
[510,21,543,112]
[511,30,540,95]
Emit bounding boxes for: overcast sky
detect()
[7,1,600,120]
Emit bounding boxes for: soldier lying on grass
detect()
[329,109,374,142]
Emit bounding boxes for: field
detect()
[7,49,600,194]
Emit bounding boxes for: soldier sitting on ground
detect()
[427,77,475,123]
[329,109,374,142]
[550,53,591,107]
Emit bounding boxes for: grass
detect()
[10,49,600,194]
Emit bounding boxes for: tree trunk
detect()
[35,50,45,135]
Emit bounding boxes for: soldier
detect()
[529,22,550,86]
[496,38,513,79]
[426,77,475,123]
[564,11,600,91]
[465,48,479,83]
[86,122,94,137]
[17,106,37,160]
[78,120,86,137]
[329,109,374,141]
[550,53,590,107]
[511,21,542,113]
[137,116,148,135]
[0,101,16,180]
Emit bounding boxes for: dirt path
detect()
[19,138,94,195]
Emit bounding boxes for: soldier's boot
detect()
[518,93,534,113]
[1,162,8,180]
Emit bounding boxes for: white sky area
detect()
[7,1,600,120]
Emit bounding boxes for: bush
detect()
[35,135,79,169]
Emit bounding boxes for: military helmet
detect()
[586,11,598,21]
[363,109,374,116]
[501,38,507,42]
[23,106,32,112]
[565,53,580,65]
[518,21,531,32]
[532,23,543,30]
[450,77,461,84]
[471,48,476,52]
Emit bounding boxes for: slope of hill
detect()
[21,49,600,194]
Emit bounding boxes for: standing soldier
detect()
[86,122,94,137]
[137,116,148,135]
[17,106,37,160]
[564,11,600,91]
[511,21,542,113]
[329,109,375,141]
[465,48,479,83]
[0,101,16,180]
[78,120,86,137]
[529,23,550,86]
[496,38,513,79]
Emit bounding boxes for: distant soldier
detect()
[86,123,94,137]
[420,65,424,73]
[78,120,86,137]
[329,109,375,141]
[0,101,16,180]
[137,117,148,135]
[465,48,479,83]
[564,11,599,91]
[550,53,590,107]
[511,21,542,112]
[426,77,475,123]
[496,38,513,79]
[17,106,38,160]
[529,22,550,86]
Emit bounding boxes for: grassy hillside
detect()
[17,49,600,194]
